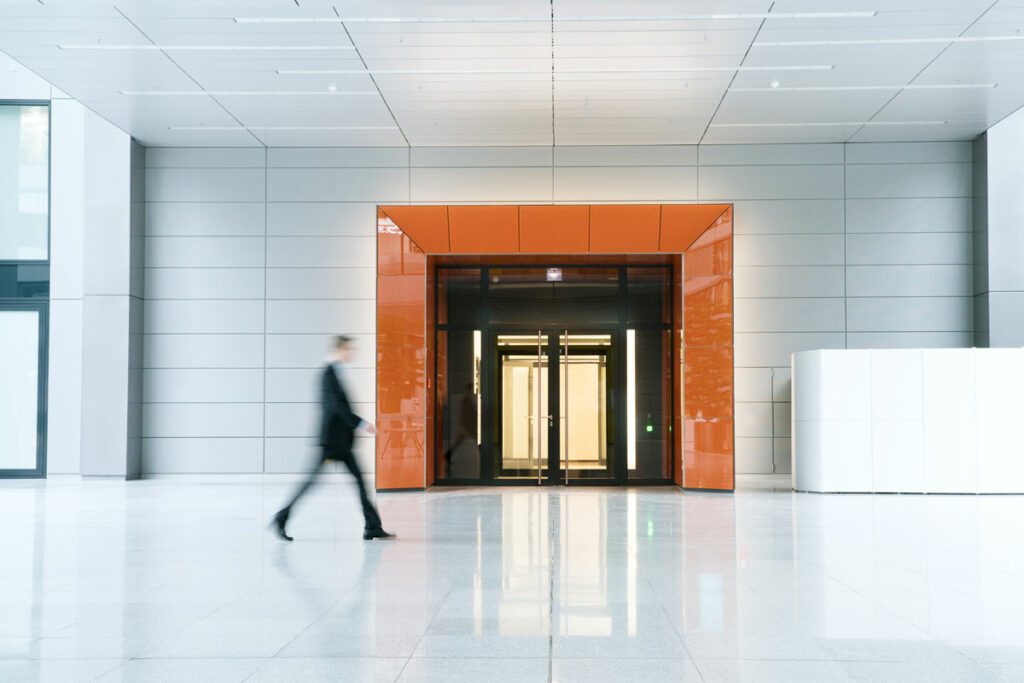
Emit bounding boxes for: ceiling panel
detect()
[0,1,1022,146]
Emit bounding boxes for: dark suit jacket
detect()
[320,363,362,453]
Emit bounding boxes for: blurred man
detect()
[272,336,394,541]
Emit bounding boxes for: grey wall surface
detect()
[142,142,974,479]
[974,108,1024,347]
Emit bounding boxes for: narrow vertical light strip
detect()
[473,330,482,445]
[627,329,637,471]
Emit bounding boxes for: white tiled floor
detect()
[3,475,1024,682]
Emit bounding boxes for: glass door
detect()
[559,332,614,484]
[492,330,616,485]
[495,332,551,482]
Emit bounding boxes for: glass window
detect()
[0,309,41,472]
[0,104,49,260]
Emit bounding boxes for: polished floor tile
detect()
[5,475,1024,681]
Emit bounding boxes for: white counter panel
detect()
[792,348,1024,493]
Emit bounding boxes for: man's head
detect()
[330,335,355,363]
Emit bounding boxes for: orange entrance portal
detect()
[376,204,734,491]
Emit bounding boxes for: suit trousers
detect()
[284,446,383,531]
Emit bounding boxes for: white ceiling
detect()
[2,0,1024,147]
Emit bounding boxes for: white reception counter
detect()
[791,348,1024,494]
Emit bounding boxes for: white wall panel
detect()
[146,168,266,202]
[142,438,263,474]
[554,166,697,201]
[146,202,265,237]
[846,265,972,297]
[736,437,773,473]
[735,332,845,368]
[144,300,264,334]
[845,163,972,199]
[700,165,844,200]
[266,202,375,236]
[846,233,972,265]
[845,142,971,165]
[145,268,265,300]
[266,268,374,300]
[265,333,375,369]
[845,198,971,233]
[847,297,973,332]
[735,368,773,403]
[736,402,773,438]
[145,148,266,168]
[266,368,374,405]
[734,235,844,267]
[142,403,263,438]
[734,298,845,333]
[413,167,552,203]
[144,334,264,369]
[267,167,408,202]
[734,266,845,298]
[144,236,265,268]
[265,300,375,334]
[700,144,842,166]
[268,147,407,168]
[732,199,844,235]
[553,145,697,166]
[46,299,83,474]
[142,369,263,404]
[847,332,973,349]
[267,236,374,268]
[412,146,551,167]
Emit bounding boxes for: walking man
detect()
[272,336,395,541]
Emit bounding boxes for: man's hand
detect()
[363,422,376,435]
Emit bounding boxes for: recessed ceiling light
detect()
[58,44,353,51]
[770,79,781,88]
[731,83,997,92]
[754,35,1024,48]
[236,12,876,24]
[710,121,946,127]
[278,65,834,75]
[327,84,339,92]
[168,125,399,131]
[121,90,377,96]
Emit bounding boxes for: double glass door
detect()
[496,330,614,484]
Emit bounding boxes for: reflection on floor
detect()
[3,475,1024,681]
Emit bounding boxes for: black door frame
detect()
[434,262,673,487]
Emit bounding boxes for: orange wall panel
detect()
[661,204,728,252]
[377,203,734,492]
[449,205,519,253]
[383,205,450,253]
[519,205,590,252]
[376,228,427,490]
[589,205,660,252]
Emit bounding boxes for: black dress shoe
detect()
[363,528,396,540]
[271,509,293,542]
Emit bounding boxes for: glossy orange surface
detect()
[384,205,450,253]
[661,204,729,252]
[589,205,661,252]
[376,203,733,491]
[519,205,590,252]
[376,211,428,490]
[682,207,733,490]
[449,205,519,253]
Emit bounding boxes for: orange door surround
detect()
[376,204,734,491]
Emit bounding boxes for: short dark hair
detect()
[333,335,353,349]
